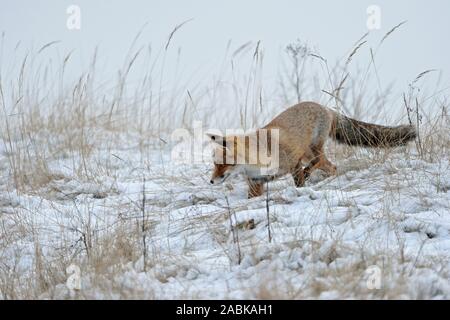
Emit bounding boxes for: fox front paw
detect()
[293,171,306,187]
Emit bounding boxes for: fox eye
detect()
[220,175,225,178]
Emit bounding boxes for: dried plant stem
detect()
[266,181,272,243]
[415,98,423,157]
[226,196,241,264]
[141,176,147,271]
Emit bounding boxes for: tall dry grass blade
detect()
[165,19,193,51]
[37,41,61,54]
[379,21,407,46]
[413,69,437,85]
[346,41,367,66]
[353,31,370,47]
[309,53,326,63]
[232,41,252,58]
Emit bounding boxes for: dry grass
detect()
[0,24,449,299]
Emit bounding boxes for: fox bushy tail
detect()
[331,114,416,147]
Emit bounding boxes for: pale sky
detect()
[1,0,449,97]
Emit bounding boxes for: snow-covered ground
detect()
[1,134,449,299]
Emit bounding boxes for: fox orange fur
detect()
[208,101,416,198]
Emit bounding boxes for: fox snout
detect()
[209,174,226,184]
[210,164,235,184]
[210,171,226,184]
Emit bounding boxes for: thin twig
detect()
[141,176,147,271]
[225,196,241,264]
[266,181,272,243]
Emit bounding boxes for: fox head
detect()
[210,162,238,184]
[207,131,277,184]
[207,133,241,184]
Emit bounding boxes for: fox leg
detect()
[304,145,336,178]
[318,156,337,175]
[292,160,306,187]
[291,147,315,187]
[306,156,336,176]
[247,178,264,198]
[303,157,320,181]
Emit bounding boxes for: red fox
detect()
[208,101,416,198]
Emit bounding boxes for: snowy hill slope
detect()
[1,138,449,299]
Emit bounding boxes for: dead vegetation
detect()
[0,23,449,299]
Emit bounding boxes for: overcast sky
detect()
[1,0,449,96]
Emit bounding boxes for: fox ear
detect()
[206,133,226,146]
[212,144,233,164]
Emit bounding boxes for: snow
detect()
[0,140,449,299]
